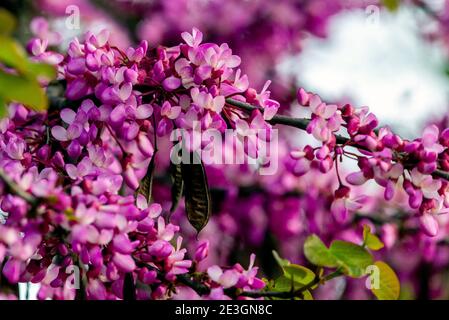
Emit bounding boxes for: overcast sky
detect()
[279,5,449,138]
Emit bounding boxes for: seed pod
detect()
[181,152,211,234]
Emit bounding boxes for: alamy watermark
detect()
[66,265,80,290]
[65,5,81,30]
[365,5,381,26]
[365,265,380,290]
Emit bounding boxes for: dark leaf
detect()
[75,263,87,301]
[182,152,211,233]
[136,152,156,203]
[75,281,86,300]
[123,272,136,300]
[170,162,184,213]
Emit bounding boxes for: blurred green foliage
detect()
[0,8,55,117]
[382,0,401,11]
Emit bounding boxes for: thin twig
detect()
[136,261,211,296]
[0,169,37,205]
[240,269,343,299]
[225,98,449,181]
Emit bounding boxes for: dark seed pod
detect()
[181,152,211,234]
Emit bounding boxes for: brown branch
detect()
[225,98,449,181]
[136,261,211,296]
[0,169,37,205]
[138,260,343,299]
[413,0,441,21]
[240,269,343,299]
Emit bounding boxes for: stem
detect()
[74,257,87,300]
[105,124,128,156]
[240,269,344,299]
[335,156,343,186]
[137,262,211,296]
[47,85,449,181]
[225,98,449,181]
[0,169,37,205]
[414,0,441,21]
[176,274,211,296]
[140,257,344,300]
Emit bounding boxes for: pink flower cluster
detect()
[205,254,265,300]
[292,89,449,236]
[35,0,380,101]
[0,23,270,299]
[4,11,449,301]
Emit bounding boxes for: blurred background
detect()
[3,0,449,300]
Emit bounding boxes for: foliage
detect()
[0,9,55,115]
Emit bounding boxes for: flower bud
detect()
[37,145,50,162]
[194,240,209,262]
[52,151,65,168]
[67,140,82,159]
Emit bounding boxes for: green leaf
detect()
[182,151,211,234]
[0,36,56,81]
[398,282,415,300]
[370,261,400,300]
[269,276,313,300]
[26,62,57,81]
[136,152,156,203]
[283,264,315,285]
[0,96,7,118]
[329,240,373,278]
[272,250,290,267]
[363,225,384,251]
[0,9,16,35]
[382,0,400,11]
[0,36,28,73]
[301,289,314,300]
[272,251,315,285]
[270,276,298,292]
[303,234,338,268]
[0,70,48,111]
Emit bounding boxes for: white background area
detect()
[279,5,449,138]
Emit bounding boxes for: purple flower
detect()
[207,265,240,289]
[194,240,209,262]
[181,27,203,48]
[112,253,136,273]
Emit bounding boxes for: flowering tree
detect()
[25,0,380,101]
[1,1,449,300]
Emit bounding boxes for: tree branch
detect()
[138,260,343,299]
[0,169,37,205]
[413,0,441,21]
[240,269,343,299]
[225,98,449,181]
[136,262,211,296]
[46,94,449,182]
